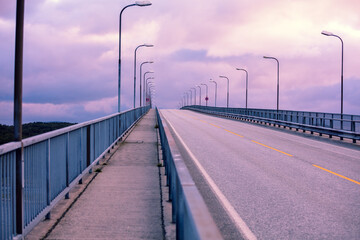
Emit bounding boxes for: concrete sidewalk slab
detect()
[42,109,163,240]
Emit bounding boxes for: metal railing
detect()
[156,108,222,240]
[0,106,150,240]
[182,106,360,143]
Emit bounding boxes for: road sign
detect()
[146,98,150,102]
[205,97,209,101]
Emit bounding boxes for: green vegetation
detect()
[0,122,76,145]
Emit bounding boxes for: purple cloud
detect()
[1,0,359,125]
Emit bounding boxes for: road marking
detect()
[224,129,244,138]
[313,164,360,185]
[209,123,222,128]
[165,118,257,240]
[251,140,293,157]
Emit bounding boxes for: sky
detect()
[0,0,359,125]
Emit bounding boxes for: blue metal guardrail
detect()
[182,106,360,143]
[0,106,150,240]
[156,108,222,240]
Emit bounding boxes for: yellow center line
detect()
[313,164,360,185]
[209,123,222,128]
[199,120,208,123]
[251,140,293,157]
[224,129,244,138]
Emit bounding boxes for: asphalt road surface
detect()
[160,109,360,240]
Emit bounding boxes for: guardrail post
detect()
[116,115,120,143]
[65,133,70,199]
[15,146,24,235]
[171,163,176,223]
[46,139,51,219]
[176,183,184,239]
[83,125,91,182]
[351,116,355,132]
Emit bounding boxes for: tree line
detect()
[0,122,75,145]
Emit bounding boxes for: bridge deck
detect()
[27,109,163,239]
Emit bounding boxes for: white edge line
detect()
[163,111,257,240]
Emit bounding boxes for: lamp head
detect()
[144,44,154,47]
[321,30,333,36]
[135,1,152,6]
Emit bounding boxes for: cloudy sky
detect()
[0,0,359,124]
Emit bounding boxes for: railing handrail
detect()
[183,106,360,143]
[156,108,223,240]
[0,105,150,240]
[0,141,22,155]
[184,106,360,127]
[203,106,359,119]
[234,110,360,123]
[0,107,140,156]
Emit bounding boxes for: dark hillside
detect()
[0,122,76,145]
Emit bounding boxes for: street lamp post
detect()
[191,87,197,105]
[147,83,154,106]
[189,90,193,106]
[143,71,154,105]
[219,76,229,108]
[14,0,25,234]
[149,86,155,108]
[236,68,249,111]
[145,77,154,105]
[209,79,217,107]
[263,56,280,114]
[133,44,153,108]
[196,85,202,106]
[118,1,152,112]
[139,61,153,106]
[322,30,344,129]
[200,83,208,107]
[185,92,189,106]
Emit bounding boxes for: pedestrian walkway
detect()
[43,109,163,239]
